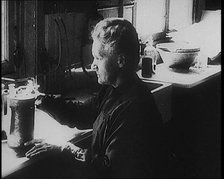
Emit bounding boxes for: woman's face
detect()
[91,40,119,86]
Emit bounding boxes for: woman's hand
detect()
[24,139,62,159]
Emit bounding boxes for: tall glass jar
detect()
[7,95,35,156]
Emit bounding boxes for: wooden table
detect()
[1,108,92,178]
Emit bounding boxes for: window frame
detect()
[1,0,9,62]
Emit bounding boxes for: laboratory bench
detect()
[2,108,92,179]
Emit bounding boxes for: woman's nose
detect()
[91,59,97,71]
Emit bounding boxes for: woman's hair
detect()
[91,18,140,71]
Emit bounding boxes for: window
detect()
[169,0,194,31]
[97,0,136,25]
[136,0,166,37]
[1,0,9,62]
[135,0,194,39]
[123,4,136,26]
[96,0,196,39]
[98,6,119,18]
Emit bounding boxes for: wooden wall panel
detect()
[23,1,37,77]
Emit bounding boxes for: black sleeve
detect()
[37,94,98,129]
[37,86,110,129]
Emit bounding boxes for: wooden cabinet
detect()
[138,64,221,178]
[168,75,221,178]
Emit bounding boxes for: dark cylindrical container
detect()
[142,57,153,78]
[7,96,35,156]
[2,89,8,115]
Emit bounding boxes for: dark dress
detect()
[39,75,164,178]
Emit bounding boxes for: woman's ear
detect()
[117,54,126,68]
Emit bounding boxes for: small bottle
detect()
[144,43,158,73]
[142,56,153,78]
[141,43,158,78]
[2,84,8,115]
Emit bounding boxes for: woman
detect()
[25,18,165,178]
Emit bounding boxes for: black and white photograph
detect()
[1,0,221,178]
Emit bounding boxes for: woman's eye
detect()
[95,57,101,61]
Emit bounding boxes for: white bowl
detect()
[156,42,200,69]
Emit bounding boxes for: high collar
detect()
[112,73,140,95]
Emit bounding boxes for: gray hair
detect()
[91,18,140,71]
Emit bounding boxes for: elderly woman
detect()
[25,18,165,178]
